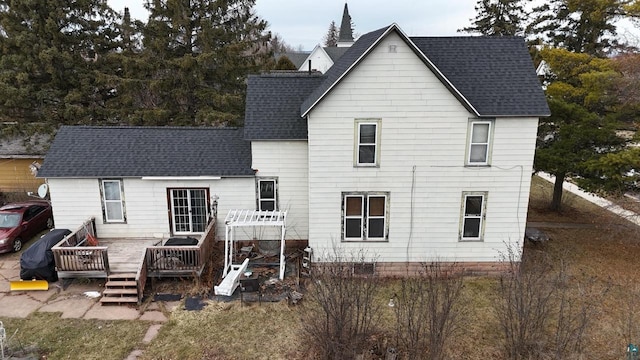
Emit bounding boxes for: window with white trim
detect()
[355,120,380,166]
[343,192,389,241]
[467,120,493,165]
[100,179,126,223]
[257,178,278,211]
[460,192,487,241]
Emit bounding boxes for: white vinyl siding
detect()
[100,179,125,223]
[250,141,309,240]
[307,32,539,263]
[460,192,487,241]
[47,177,256,239]
[467,120,493,165]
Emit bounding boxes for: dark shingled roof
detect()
[275,52,310,69]
[301,24,549,117]
[38,126,253,178]
[410,36,550,117]
[323,47,350,62]
[244,72,325,140]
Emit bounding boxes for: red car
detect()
[0,201,54,253]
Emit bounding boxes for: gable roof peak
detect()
[337,2,354,47]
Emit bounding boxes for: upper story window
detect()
[460,191,487,241]
[355,120,381,167]
[467,120,493,165]
[343,192,389,241]
[257,178,278,211]
[100,179,126,223]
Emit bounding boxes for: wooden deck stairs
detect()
[100,273,139,304]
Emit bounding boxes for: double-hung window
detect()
[343,192,389,241]
[100,179,126,223]
[467,120,493,165]
[355,120,381,166]
[460,192,487,241]
[257,178,277,211]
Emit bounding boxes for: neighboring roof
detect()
[38,126,254,178]
[244,72,325,141]
[301,23,550,117]
[323,47,350,62]
[275,52,310,69]
[338,3,354,44]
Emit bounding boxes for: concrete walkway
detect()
[537,172,640,226]
[0,252,183,359]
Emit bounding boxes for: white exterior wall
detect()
[251,141,309,240]
[307,32,539,263]
[47,177,255,239]
[298,45,334,73]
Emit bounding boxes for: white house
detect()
[297,3,354,73]
[38,23,549,276]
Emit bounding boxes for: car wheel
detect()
[13,237,23,252]
[46,217,54,229]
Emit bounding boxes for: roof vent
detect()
[389,44,397,53]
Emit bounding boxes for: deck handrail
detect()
[52,217,110,277]
[136,248,148,302]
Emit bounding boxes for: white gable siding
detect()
[47,177,255,239]
[251,141,309,240]
[298,45,333,73]
[307,32,538,263]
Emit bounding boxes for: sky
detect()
[106,0,479,50]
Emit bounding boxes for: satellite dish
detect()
[37,184,49,199]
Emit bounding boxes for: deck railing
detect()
[146,215,217,277]
[52,218,111,278]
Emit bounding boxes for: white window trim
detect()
[257,178,278,211]
[366,194,387,240]
[355,119,381,167]
[466,120,493,166]
[460,192,487,241]
[100,179,126,223]
[342,192,389,242]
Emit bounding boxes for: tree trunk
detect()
[551,172,566,211]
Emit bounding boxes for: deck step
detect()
[105,280,137,287]
[101,273,140,305]
[107,273,137,279]
[100,296,139,303]
[102,288,139,295]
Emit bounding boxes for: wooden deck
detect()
[99,238,161,273]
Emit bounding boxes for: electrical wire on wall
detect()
[406,165,416,262]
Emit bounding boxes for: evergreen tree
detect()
[529,0,640,56]
[459,0,528,36]
[324,21,339,47]
[0,0,119,126]
[274,56,296,70]
[535,48,625,210]
[131,0,271,126]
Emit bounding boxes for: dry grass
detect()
[1,312,148,360]
[5,175,640,359]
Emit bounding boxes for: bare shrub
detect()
[495,244,605,360]
[392,262,467,360]
[300,249,382,360]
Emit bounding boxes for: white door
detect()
[170,188,208,234]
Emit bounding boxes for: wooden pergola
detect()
[223,209,287,280]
